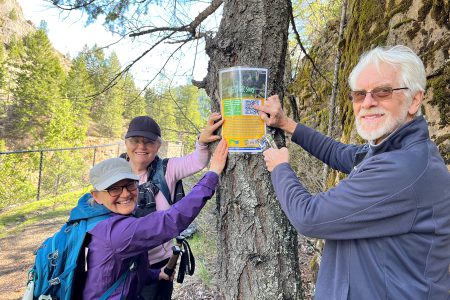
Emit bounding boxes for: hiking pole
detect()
[175,235,187,283]
[164,246,181,276]
[176,235,185,248]
[175,235,196,283]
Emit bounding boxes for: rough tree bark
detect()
[203,1,302,299]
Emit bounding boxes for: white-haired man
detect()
[254,45,450,299]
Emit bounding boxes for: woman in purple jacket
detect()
[82,139,228,300]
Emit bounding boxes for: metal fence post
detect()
[92,147,97,167]
[37,151,44,200]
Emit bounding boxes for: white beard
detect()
[355,102,410,143]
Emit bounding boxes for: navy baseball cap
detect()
[125,116,161,141]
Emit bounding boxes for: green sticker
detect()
[223,99,242,116]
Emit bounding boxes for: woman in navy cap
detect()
[122,113,223,300]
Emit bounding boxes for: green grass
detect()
[184,216,217,286]
[0,188,89,238]
[182,199,217,286]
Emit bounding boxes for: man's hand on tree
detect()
[253,95,297,134]
[263,147,289,172]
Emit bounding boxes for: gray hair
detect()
[349,45,426,115]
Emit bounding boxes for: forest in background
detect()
[0,0,340,209]
[0,23,211,207]
[0,0,448,298]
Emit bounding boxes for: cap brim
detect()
[125,130,159,141]
[95,172,139,190]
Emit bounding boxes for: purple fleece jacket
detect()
[81,172,218,300]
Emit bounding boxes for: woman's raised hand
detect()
[198,112,224,144]
[209,139,228,175]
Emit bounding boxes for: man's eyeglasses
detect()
[126,137,158,146]
[349,87,409,102]
[97,181,138,197]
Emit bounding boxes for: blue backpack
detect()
[27,193,133,300]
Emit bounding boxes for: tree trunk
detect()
[322,0,348,185]
[204,1,302,299]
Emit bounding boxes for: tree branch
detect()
[129,0,223,38]
[288,1,332,86]
[187,0,223,35]
[86,32,177,98]
[166,88,201,133]
[49,0,98,10]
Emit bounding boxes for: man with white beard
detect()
[254,45,450,300]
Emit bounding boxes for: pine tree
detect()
[0,44,6,90]
[82,47,126,137]
[9,29,67,147]
[173,84,207,151]
[151,86,178,141]
[0,44,7,136]
[65,54,96,140]
[96,52,125,137]
[122,74,146,120]
[6,29,87,198]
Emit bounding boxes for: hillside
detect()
[0,0,34,44]
[0,0,71,70]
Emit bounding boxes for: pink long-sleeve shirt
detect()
[139,141,210,264]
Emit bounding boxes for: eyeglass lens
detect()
[107,181,138,196]
[349,87,408,102]
[127,137,156,145]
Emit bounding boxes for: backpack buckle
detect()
[38,295,55,300]
[48,277,60,286]
[48,251,58,266]
[129,261,137,271]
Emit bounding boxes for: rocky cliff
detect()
[0,0,71,70]
[0,0,35,44]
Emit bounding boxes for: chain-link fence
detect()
[0,143,126,209]
[0,140,188,209]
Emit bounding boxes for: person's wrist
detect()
[209,167,221,175]
[281,118,296,134]
[197,134,207,146]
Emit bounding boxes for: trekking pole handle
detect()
[164,246,181,276]
[175,235,185,247]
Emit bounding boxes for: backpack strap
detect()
[161,158,185,205]
[151,158,171,203]
[162,157,169,174]
[99,258,138,300]
[86,214,111,231]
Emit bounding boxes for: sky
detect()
[17,1,219,89]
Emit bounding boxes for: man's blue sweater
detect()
[271,116,450,299]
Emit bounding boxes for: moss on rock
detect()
[428,64,450,127]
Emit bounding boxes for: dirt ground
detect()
[0,216,67,299]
